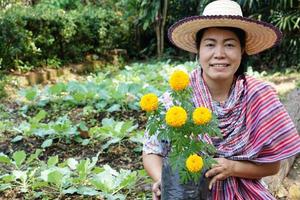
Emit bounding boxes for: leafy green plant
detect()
[0,74,8,100]
[0,150,147,199]
[88,118,138,150]
[13,110,80,148]
[0,149,43,193]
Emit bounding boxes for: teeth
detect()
[212,64,227,67]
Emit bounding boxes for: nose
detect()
[213,45,225,59]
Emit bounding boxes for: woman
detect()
[143,0,300,199]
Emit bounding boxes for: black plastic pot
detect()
[161,158,211,200]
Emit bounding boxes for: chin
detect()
[211,74,232,81]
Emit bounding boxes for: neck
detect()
[204,76,234,103]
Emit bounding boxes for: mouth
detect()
[209,63,229,67]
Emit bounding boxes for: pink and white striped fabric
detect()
[190,68,300,199]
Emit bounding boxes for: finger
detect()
[152,192,158,200]
[152,182,161,197]
[152,191,161,200]
[152,182,161,192]
[156,189,161,196]
[209,175,218,190]
[205,167,221,178]
[209,174,224,190]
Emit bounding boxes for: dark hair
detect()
[195,27,248,76]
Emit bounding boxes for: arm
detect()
[205,158,280,189]
[142,152,163,182]
[143,152,163,199]
[231,160,280,178]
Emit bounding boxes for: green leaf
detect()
[72,92,85,103]
[77,186,100,196]
[102,138,120,150]
[102,118,115,126]
[107,104,121,112]
[47,156,59,167]
[67,158,78,170]
[119,170,137,189]
[49,83,66,95]
[31,110,47,123]
[91,165,119,193]
[25,88,37,101]
[63,187,77,194]
[78,121,88,131]
[0,184,11,191]
[76,159,90,179]
[11,135,23,143]
[27,149,43,164]
[95,101,107,110]
[81,139,90,146]
[41,139,53,148]
[12,151,26,168]
[31,181,48,190]
[92,167,104,174]
[1,174,15,183]
[12,170,27,181]
[48,170,63,187]
[0,153,12,164]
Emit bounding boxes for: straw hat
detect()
[168,0,282,55]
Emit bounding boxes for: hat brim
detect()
[168,15,282,55]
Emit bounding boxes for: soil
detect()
[0,137,143,171]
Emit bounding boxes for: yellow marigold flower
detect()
[186,154,203,173]
[192,107,212,125]
[139,93,158,112]
[169,70,190,91]
[165,106,187,127]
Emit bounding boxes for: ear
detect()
[196,50,201,64]
[241,47,245,55]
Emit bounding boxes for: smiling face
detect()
[198,28,243,84]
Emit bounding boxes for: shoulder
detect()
[243,75,279,103]
[244,75,276,95]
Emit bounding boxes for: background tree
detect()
[237,0,300,70]
[0,0,298,71]
[138,0,169,58]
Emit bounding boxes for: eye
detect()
[205,43,215,47]
[225,43,235,48]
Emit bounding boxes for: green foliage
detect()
[13,109,81,147]
[237,0,300,70]
[16,61,197,115]
[0,73,8,100]
[0,151,145,198]
[0,2,130,71]
[93,118,138,150]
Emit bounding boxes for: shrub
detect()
[0,3,130,72]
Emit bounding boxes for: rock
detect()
[288,184,300,200]
[284,88,300,133]
[263,157,295,193]
[46,69,58,81]
[276,185,288,198]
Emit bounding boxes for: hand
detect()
[152,180,161,200]
[205,158,234,190]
